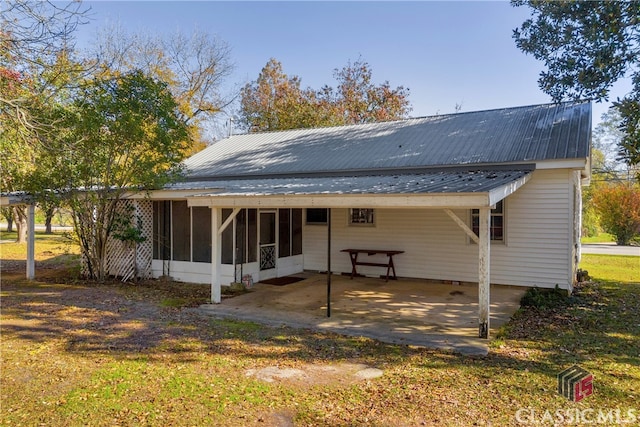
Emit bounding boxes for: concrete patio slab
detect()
[199,274,527,356]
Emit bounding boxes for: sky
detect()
[77,1,631,131]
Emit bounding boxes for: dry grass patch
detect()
[1,233,638,426]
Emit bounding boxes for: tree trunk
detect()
[45,206,55,234]
[1,207,14,232]
[13,206,27,244]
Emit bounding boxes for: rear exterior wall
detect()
[302,169,576,289]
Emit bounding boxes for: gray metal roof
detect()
[183,101,591,181]
[169,167,533,197]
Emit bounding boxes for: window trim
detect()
[470,200,506,244]
[349,208,376,227]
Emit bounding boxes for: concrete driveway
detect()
[200,274,527,356]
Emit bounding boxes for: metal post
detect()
[326,208,331,317]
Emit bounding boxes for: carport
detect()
[186,166,533,339]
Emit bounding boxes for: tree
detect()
[91,26,235,148]
[592,183,640,245]
[240,59,336,132]
[1,1,90,242]
[512,1,640,171]
[332,58,412,124]
[48,71,189,280]
[239,58,411,132]
[592,107,626,174]
[1,207,14,232]
[1,0,90,135]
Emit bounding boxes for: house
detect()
[117,101,591,338]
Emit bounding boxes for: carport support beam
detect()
[27,204,35,280]
[211,208,222,303]
[478,207,490,339]
[211,207,241,303]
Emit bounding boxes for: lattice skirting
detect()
[107,199,153,281]
[82,199,153,281]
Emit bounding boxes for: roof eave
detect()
[188,192,505,210]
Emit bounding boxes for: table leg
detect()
[349,252,358,279]
[387,255,397,281]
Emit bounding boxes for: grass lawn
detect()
[581,232,616,244]
[1,233,639,426]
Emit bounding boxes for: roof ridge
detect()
[225,100,589,138]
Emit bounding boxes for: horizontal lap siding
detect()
[302,169,572,289]
[499,169,571,287]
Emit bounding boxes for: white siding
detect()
[151,260,213,284]
[302,169,573,289]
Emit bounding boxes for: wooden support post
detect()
[217,208,241,236]
[478,207,491,339]
[444,208,479,243]
[211,208,222,303]
[27,204,35,280]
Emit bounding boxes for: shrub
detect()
[520,285,570,309]
[592,183,640,245]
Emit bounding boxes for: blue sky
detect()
[79,1,630,125]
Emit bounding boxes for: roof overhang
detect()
[178,167,534,209]
[0,193,32,206]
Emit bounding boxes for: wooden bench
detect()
[340,249,404,281]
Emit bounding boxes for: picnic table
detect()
[340,248,404,281]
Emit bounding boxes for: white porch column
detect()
[27,204,35,280]
[211,208,222,303]
[478,207,491,338]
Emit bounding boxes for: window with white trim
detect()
[471,200,504,241]
[349,208,375,225]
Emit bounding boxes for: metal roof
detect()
[169,167,534,197]
[183,101,591,181]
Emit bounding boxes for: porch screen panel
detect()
[235,209,247,264]
[221,209,233,265]
[152,201,170,260]
[171,201,191,261]
[292,208,302,255]
[247,209,257,263]
[279,209,291,258]
[192,207,211,263]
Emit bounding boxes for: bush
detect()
[592,183,640,245]
[520,285,570,309]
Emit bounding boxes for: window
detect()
[192,207,211,263]
[279,208,303,258]
[221,208,258,265]
[279,209,291,258]
[306,208,328,224]
[291,208,302,255]
[152,201,171,260]
[471,200,504,241]
[349,208,375,225]
[172,201,191,261]
[221,209,234,265]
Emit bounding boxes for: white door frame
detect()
[259,210,277,280]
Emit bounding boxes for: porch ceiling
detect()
[183,167,534,209]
